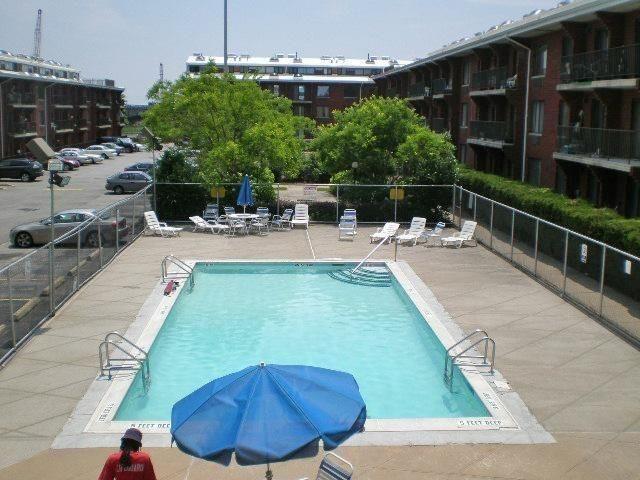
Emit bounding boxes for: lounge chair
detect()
[396,217,427,246]
[299,452,353,480]
[189,216,217,234]
[290,204,309,229]
[144,211,183,237]
[270,208,293,230]
[419,221,446,246]
[369,222,400,243]
[338,217,357,241]
[441,220,477,248]
[202,204,219,222]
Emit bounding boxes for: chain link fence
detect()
[0,185,153,364]
[454,185,640,347]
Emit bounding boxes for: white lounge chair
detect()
[189,216,217,234]
[419,221,446,246]
[338,217,357,240]
[270,208,293,230]
[144,211,183,237]
[396,217,427,246]
[441,220,477,248]
[290,204,309,229]
[369,222,400,243]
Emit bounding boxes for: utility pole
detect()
[159,63,164,82]
[223,0,228,72]
[33,9,42,58]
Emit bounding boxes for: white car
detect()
[58,150,103,165]
[101,142,124,155]
[84,145,117,158]
[135,143,148,152]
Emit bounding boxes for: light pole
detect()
[223,0,228,73]
[46,158,69,314]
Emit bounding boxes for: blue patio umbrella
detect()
[171,363,366,476]
[236,174,254,213]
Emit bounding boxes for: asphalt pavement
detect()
[0,150,155,269]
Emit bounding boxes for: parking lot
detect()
[0,150,155,269]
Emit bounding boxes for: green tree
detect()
[143,69,307,197]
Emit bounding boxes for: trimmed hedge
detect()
[458,167,640,257]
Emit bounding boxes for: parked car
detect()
[84,145,117,158]
[101,142,124,155]
[105,171,152,194]
[98,136,137,153]
[10,208,129,248]
[125,162,154,174]
[135,143,147,152]
[0,158,44,182]
[58,150,103,165]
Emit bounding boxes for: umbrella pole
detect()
[265,463,273,480]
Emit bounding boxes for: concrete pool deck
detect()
[0,225,639,479]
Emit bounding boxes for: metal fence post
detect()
[598,245,606,316]
[76,230,81,289]
[489,200,494,250]
[115,208,120,252]
[510,209,515,261]
[98,219,103,267]
[394,237,398,262]
[131,195,136,237]
[336,185,340,224]
[473,194,477,221]
[7,271,16,347]
[534,218,539,276]
[394,185,398,223]
[562,230,569,296]
[451,186,456,226]
[276,182,280,216]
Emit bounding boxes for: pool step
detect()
[328,267,392,287]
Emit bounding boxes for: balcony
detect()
[10,121,37,137]
[468,120,512,148]
[52,94,73,107]
[78,119,88,130]
[470,67,515,95]
[407,82,430,100]
[96,100,112,109]
[554,126,640,172]
[386,87,398,98]
[559,44,640,91]
[430,118,447,133]
[432,78,452,97]
[7,92,37,107]
[97,119,112,128]
[54,119,76,133]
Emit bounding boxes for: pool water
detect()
[115,263,488,421]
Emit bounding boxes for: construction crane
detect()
[33,9,42,58]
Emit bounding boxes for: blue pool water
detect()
[115,263,488,420]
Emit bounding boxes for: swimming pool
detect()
[114,262,489,422]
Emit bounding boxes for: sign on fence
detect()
[210,186,226,198]
[389,188,405,200]
[303,185,317,198]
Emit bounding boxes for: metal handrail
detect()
[444,330,495,387]
[352,236,391,274]
[98,341,150,383]
[161,255,195,288]
[105,331,148,360]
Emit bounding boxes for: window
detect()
[119,173,130,179]
[54,213,77,223]
[595,28,609,51]
[297,85,305,100]
[531,101,544,134]
[460,103,469,127]
[316,106,330,119]
[344,84,359,98]
[558,101,570,126]
[533,46,547,76]
[317,85,330,97]
[272,84,279,95]
[527,158,541,186]
[462,61,470,85]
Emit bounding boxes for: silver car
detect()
[84,145,117,158]
[101,142,124,155]
[105,171,152,194]
[58,150,103,165]
[10,209,129,248]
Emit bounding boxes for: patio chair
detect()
[341,208,357,230]
[202,204,219,222]
[396,217,427,246]
[418,221,446,246]
[189,216,217,234]
[369,222,400,244]
[299,452,354,480]
[270,208,293,230]
[227,217,247,236]
[256,206,270,218]
[441,220,478,248]
[250,215,270,235]
[224,206,235,215]
[291,203,309,229]
[338,217,357,241]
[144,211,183,237]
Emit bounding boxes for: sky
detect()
[0,0,563,104]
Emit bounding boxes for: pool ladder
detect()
[98,332,151,392]
[444,329,495,389]
[162,255,195,289]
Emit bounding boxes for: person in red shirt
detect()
[98,428,157,480]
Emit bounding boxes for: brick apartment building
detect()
[0,50,124,160]
[376,0,640,217]
[186,53,410,124]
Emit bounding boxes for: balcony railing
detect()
[469,121,512,143]
[560,44,640,83]
[557,126,640,161]
[11,121,37,135]
[407,82,430,98]
[386,87,398,98]
[7,92,36,105]
[471,66,515,91]
[51,94,73,105]
[430,118,447,133]
[54,119,76,131]
[432,78,452,95]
